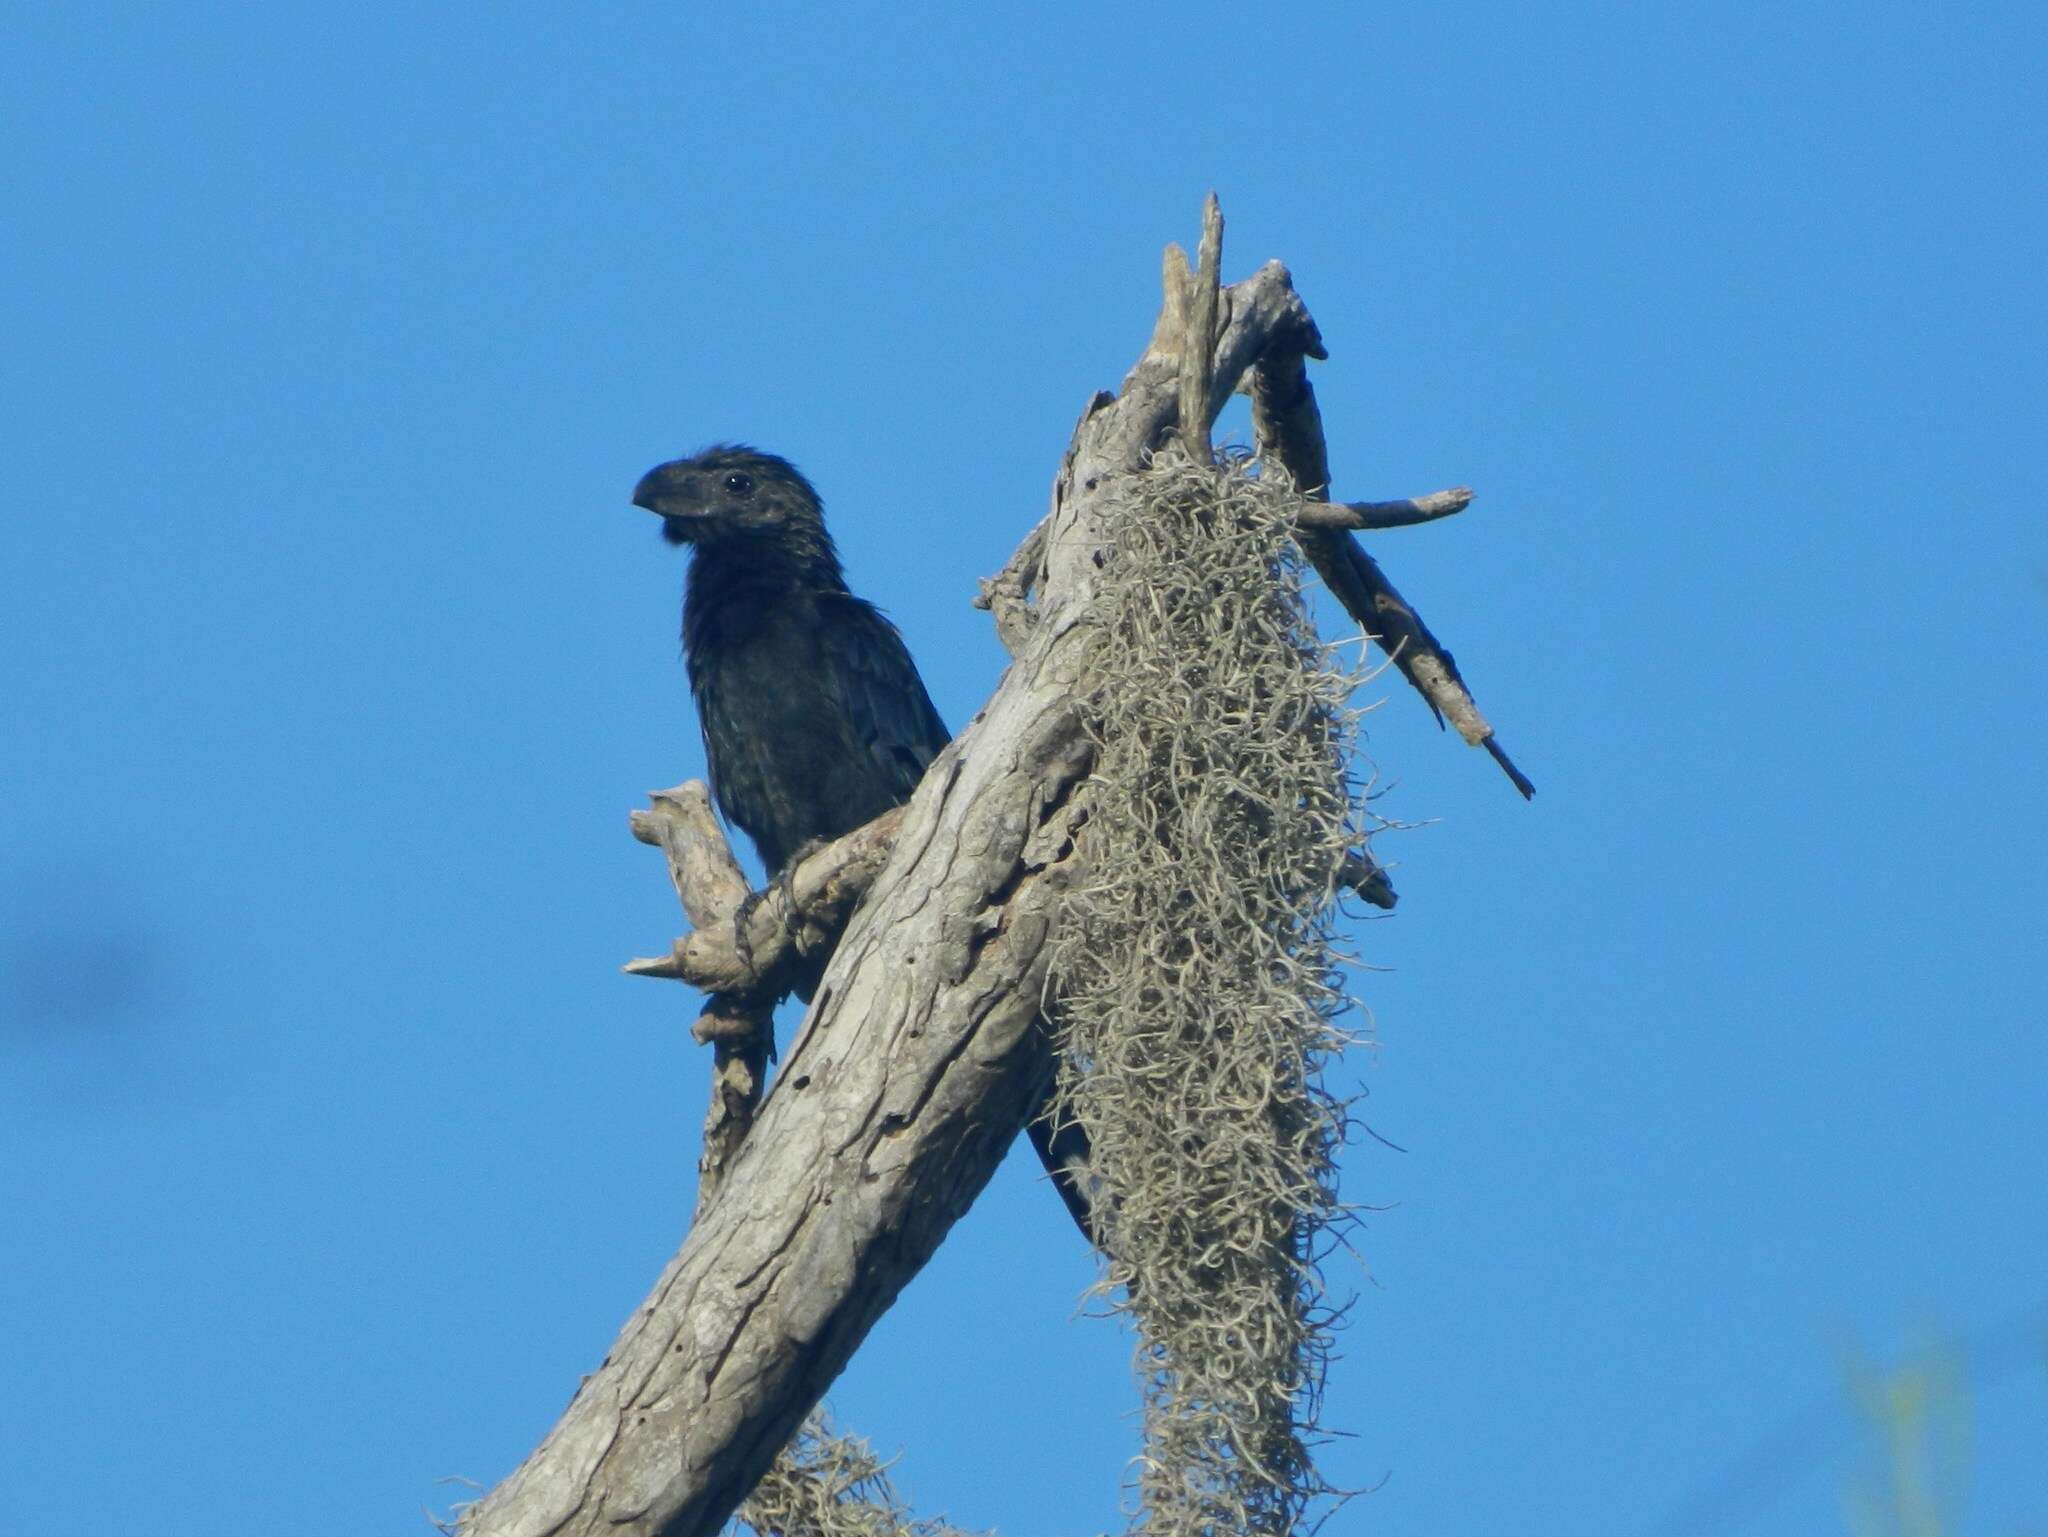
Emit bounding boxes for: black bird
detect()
[632,445,1099,1244]
[631,445,948,879]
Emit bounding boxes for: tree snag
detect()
[455,198,1525,1537]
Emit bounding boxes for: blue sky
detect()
[3,4,2044,1533]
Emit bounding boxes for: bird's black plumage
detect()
[633,445,1100,1248]
[632,446,951,876]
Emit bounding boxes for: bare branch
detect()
[974,392,1117,657]
[624,789,953,1537]
[624,782,776,1212]
[973,515,1049,655]
[1149,242,1192,359]
[1482,735,1536,799]
[1177,193,1223,459]
[629,783,749,927]
[1246,351,1534,798]
[460,660,1090,1537]
[623,806,908,995]
[686,1012,772,1209]
[1294,486,1473,532]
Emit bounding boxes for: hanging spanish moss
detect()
[737,1412,983,1537]
[1048,448,1368,1537]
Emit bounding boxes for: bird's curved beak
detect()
[635,464,713,545]
[631,468,673,516]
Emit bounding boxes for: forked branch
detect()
[625,794,908,998]
[623,783,775,1210]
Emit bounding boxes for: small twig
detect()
[1482,736,1537,800]
[976,390,1118,657]
[974,514,1050,656]
[1294,486,1473,532]
[1178,192,1224,459]
[1148,244,1192,359]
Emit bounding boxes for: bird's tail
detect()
[1024,1087,1105,1251]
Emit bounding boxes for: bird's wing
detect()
[690,663,793,872]
[817,593,953,796]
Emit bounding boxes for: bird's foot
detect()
[727,860,814,997]
[731,889,764,981]
[782,835,829,870]
[769,853,818,957]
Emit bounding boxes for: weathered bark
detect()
[625,786,952,1534]
[456,209,1506,1537]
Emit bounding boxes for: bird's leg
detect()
[729,839,831,996]
[777,837,830,913]
[730,890,763,981]
[772,837,831,966]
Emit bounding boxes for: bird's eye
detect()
[723,471,755,496]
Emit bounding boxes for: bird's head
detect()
[631,445,828,550]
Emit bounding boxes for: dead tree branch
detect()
[458,212,1516,1537]
[623,785,953,1537]
[457,255,1334,1537]
[1246,352,1536,798]
[971,510,1050,654]
[1294,485,1473,531]
[1176,193,1224,459]
[623,783,773,1209]
[624,797,908,998]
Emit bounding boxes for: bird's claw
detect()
[731,890,763,979]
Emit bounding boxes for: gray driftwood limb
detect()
[972,391,1115,659]
[971,510,1049,654]
[459,655,1095,1537]
[630,783,750,927]
[628,788,939,1536]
